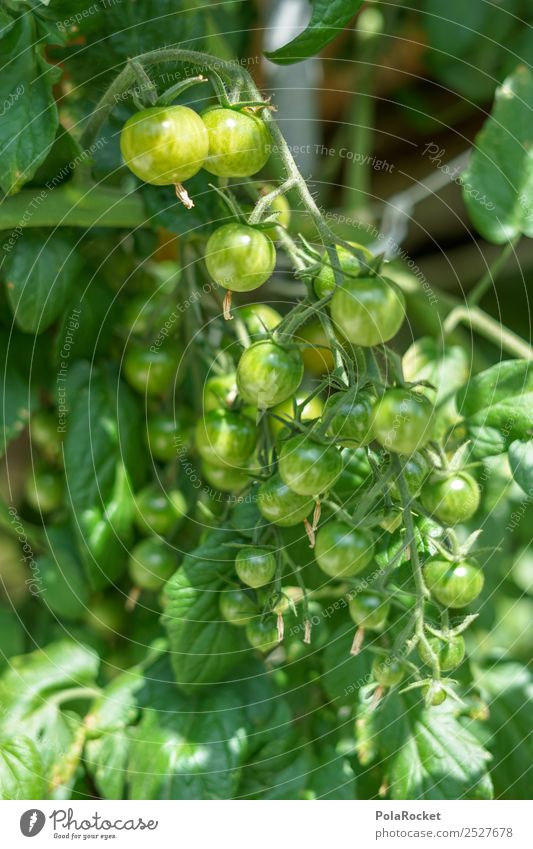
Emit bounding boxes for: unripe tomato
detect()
[418,634,465,671]
[257,184,291,239]
[219,588,257,626]
[371,389,434,454]
[270,393,323,437]
[257,474,313,526]
[278,434,342,496]
[205,223,275,292]
[423,681,447,706]
[24,467,63,513]
[128,538,176,591]
[201,460,250,493]
[120,106,208,185]
[315,521,374,578]
[389,451,430,500]
[349,592,390,630]
[423,557,484,608]
[271,585,304,614]
[421,472,481,525]
[146,412,192,462]
[246,616,279,652]
[195,408,257,468]
[314,243,373,300]
[202,107,271,177]
[123,345,181,397]
[235,303,282,338]
[372,656,405,687]
[330,276,405,346]
[324,390,374,447]
[235,547,276,589]
[29,410,63,464]
[297,322,335,375]
[237,340,304,408]
[134,485,187,536]
[85,595,127,641]
[202,373,238,411]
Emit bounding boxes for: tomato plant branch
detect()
[466,237,520,307]
[443,304,533,359]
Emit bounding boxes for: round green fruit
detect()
[246,616,279,652]
[372,656,405,687]
[146,413,192,462]
[195,408,257,468]
[315,521,374,578]
[201,460,250,493]
[371,389,434,454]
[257,474,313,527]
[270,393,323,437]
[128,538,176,591]
[205,223,275,293]
[423,557,484,608]
[120,106,208,185]
[123,345,180,396]
[237,340,304,408]
[418,635,465,671]
[330,275,405,346]
[235,547,276,589]
[235,303,282,338]
[219,588,257,626]
[202,107,270,177]
[421,472,481,526]
[278,434,342,496]
[314,243,373,300]
[324,390,374,447]
[349,592,390,630]
[134,485,187,536]
[424,681,447,706]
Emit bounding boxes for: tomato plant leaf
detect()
[307,748,357,799]
[321,623,372,707]
[4,230,82,334]
[162,531,249,691]
[265,0,363,65]
[508,439,533,495]
[0,12,60,194]
[0,736,47,800]
[36,525,90,622]
[463,65,533,243]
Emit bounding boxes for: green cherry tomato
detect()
[201,460,250,493]
[24,467,63,513]
[235,303,282,338]
[423,681,447,706]
[120,106,208,185]
[205,223,276,292]
[315,521,374,578]
[237,340,304,408]
[235,547,276,589]
[257,184,291,239]
[203,373,238,411]
[330,276,405,347]
[85,596,126,641]
[195,408,257,468]
[134,485,187,536]
[123,345,180,396]
[270,393,323,437]
[418,634,465,671]
[389,451,430,500]
[246,616,279,652]
[314,243,373,300]
[421,472,481,525]
[29,410,63,464]
[371,389,434,454]
[219,588,257,627]
[423,557,484,608]
[202,107,271,177]
[278,434,342,496]
[349,592,390,630]
[372,656,405,687]
[324,390,374,447]
[146,412,192,462]
[128,538,176,591]
[257,474,313,527]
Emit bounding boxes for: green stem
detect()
[443,305,533,360]
[467,237,520,307]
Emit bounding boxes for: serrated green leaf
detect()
[508,439,533,495]
[0,736,46,799]
[265,1,363,65]
[162,531,249,691]
[463,66,533,243]
[4,230,81,334]
[0,13,59,194]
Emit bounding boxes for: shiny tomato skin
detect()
[423,557,484,608]
[371,389,434,454]
[123,345,180,397]
[235,547,276,589]
[205,223,276,292]
[418,634,465,671]
[270,393,323,437]
[146,413,192,463]
[219,588,257,627]
[314,243,373,300]
[278,434,342,497]
[202,107,271,177]
[348,592,390,630]
[372,656,405,687]
[330,275,405,346]
[246,616,279,652]
[128,537,176,591]
[324,390,374,448]
[237,340,304,409]
[120,106,208,185]
[200,460,251,493]
[257,474,313,527]
[134,485,187,536]
[421,472,481,525]
[195,408,256,468]
[235,303,282,338]
[315,521,374,578]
